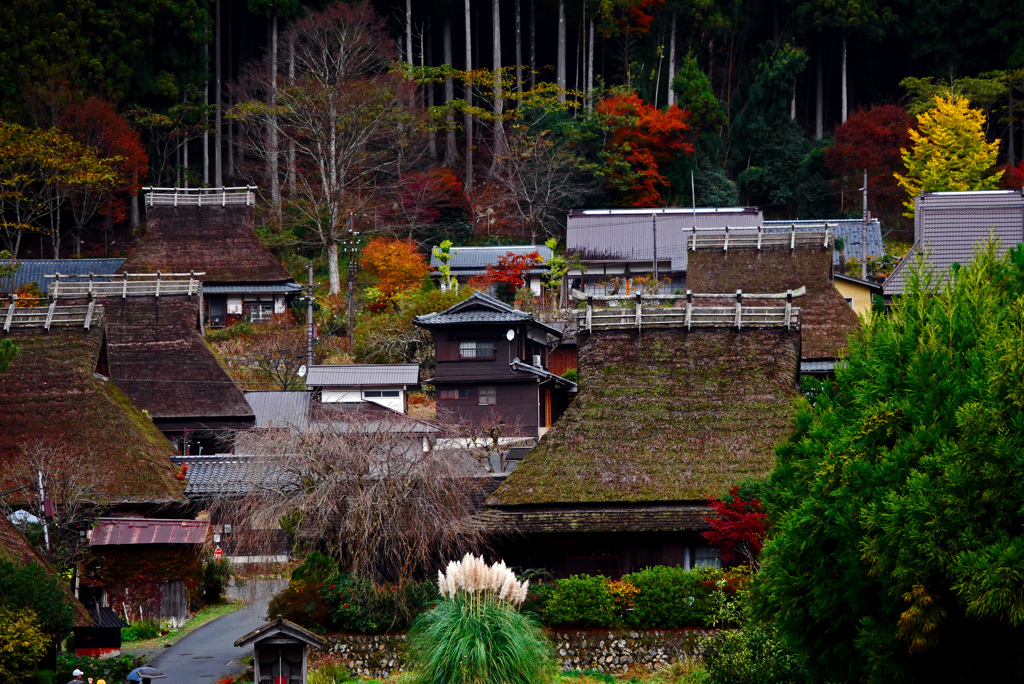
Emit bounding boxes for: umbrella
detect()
[126,668,167,681]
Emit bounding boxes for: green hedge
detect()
[542,575,615,628]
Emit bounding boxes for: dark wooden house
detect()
[122,188,301,328]
[487,292,803,578]
[414,292,576,438]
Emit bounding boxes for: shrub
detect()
[542,575,616,628]
[624,566,726,628]
[521,582,554,619]
[203,558,233,604]
[0,559,76,641]
[407,554,553,684]
[292,552,339,583]
[561,369,578,383]
[268,580,331,633]
[607,580,640,613]
[0,607,48,681]
[322,574,438,634]
[121,620,160,642]
[56,654,137,684]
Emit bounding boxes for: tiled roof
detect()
[203,283,304,294]
[245,390,311,429]
[883,190,1024,296]
[429,245,553,271]
[0,258,124,294]
[414,291,563,337]
[763,219,883,266]
[90,517,210,545]
[483,504,713,533]
[170,455,290,497]
[567,207,763,272]
[306,364,420,387]
[120,205,293,283]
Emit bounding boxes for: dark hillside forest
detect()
[2,0,1024,262]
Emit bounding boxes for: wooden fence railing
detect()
[143,186,257,207]
[3,297,102,332]
[687,226,832,251]
[46,272,205,299]
[572,287,806,332]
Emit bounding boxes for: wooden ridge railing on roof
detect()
[3,297,102,332]
[687,225,832,251]
[572,287,806,332]
[142,186,256,207]
[46,272,205,299]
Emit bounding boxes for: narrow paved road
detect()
[148,579,287,684]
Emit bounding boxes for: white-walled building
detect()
[306,364,420,413]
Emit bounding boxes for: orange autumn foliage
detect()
[597,93,691,207]
[360,237,430,301]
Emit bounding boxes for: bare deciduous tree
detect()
[220,411,491,584]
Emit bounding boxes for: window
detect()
[693,547,722,569]
[459,340,496,360]
[844,297,855,310]
[246,301,274,322]
[459,389,478,399]
[206,299,226,327]
[364,390,400,398]
[438,389,476,400]
[478,386,496,405]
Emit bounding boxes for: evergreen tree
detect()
[757,243,1024,682]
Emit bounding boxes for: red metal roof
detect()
[89,518,210,546]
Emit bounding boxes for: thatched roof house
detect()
[104,296,255,453]
[0,322,183,502]
[487,325,800,576]
[686,241,860,363]
[121,194,301,328]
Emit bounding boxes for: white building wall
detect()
[274,295,287,314]
[364,392,405,413]
[322,389,362,403]
[226,296,243,315]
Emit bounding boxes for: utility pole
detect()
[347,212,359,354]
[862,168,868,280]
[306,260,314,369]
[652,214,658,284]
[37,470,51,562]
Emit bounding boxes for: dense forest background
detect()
[2,0,1024,263]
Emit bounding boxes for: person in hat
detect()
[66,669,85,684]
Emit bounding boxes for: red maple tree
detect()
[396,167,471,228]
[999,161,1024,189]
[475,251,543,291]
[702,485,768,567]
[825,105,914,227]
[597,93,691,207]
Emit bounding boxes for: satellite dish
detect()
[297,364,307,378]
[506,329,515,341]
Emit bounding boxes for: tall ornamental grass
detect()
[407,554,554,684]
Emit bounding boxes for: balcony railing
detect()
[573,287,806,332]
[46,272,205,299]
[687,226,832,251]
[143,186,257,207]
[3,298,102,332]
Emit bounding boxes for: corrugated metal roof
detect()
[306,364,420,387]
[244,390,311,429]
[763,219,883,266]
[884,190,1024,295]
[567,208,763,272]
[203,283,304,294]
[0,259,125,294]
[90,607,129,629]
[90,517,210,545]
[429,245,553,270]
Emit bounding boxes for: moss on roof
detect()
[0,325,184,502]
[489,327,800,506]
[686,246,860,359]
[120,205,293,283]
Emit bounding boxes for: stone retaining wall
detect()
[327,628,712,679]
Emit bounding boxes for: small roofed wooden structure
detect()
[235,619,327,684]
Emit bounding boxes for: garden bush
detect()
[322,573,438,634]
[624,566,727,628]
[0,559,76,641]
[121,619,160,642]
[291,551,339,583]
[0,607,47,681]
[268,580,331,632]
[203,558,234,604]
[542,575,616,628]
[56,654,137,684]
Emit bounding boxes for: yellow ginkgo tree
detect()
[894,94,1003,216]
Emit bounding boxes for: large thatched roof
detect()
[489,327,800,507]
[0,324,183,502]
[121,205,293,283]
[686,245,859,359]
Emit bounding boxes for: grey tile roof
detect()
[203,283,304,294]
[171,455,291,497]
[883,190,1024,296]
[244,390,312,429]
[567,207,763,272]
[414,291,563,336]
[763,219,883,266]
[429,245,553,270]
[0,258,125,294]
[305,364,420,387]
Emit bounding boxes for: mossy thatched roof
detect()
[121,205,293,283]
[0,325,184,502]
[489,327,800,506]
[686,246,859,359]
